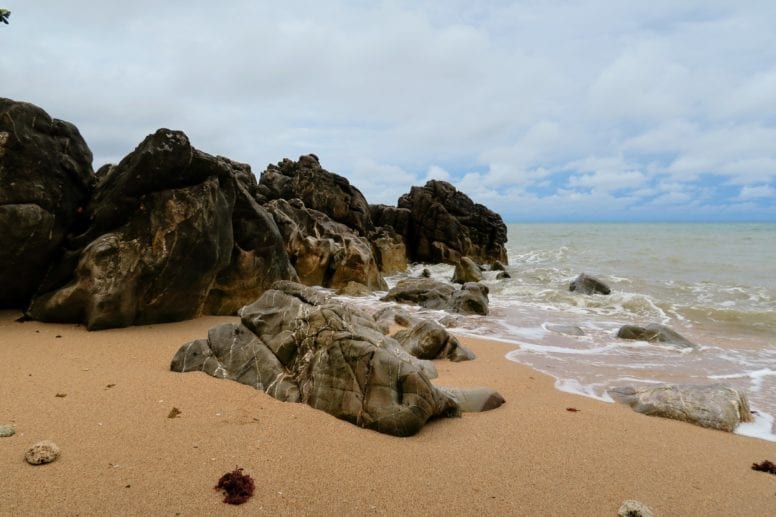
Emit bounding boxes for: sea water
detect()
[336,223,776,441]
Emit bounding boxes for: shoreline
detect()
[2,311,775,515]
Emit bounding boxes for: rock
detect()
[24,440,61,465]
[0,424,15,437]
[370,204,411,242]
[381,278,489,316]
[569,273,610,295]
[204,163,298,315]
[371,226,408,275]
[496,271,511,280]
[546,324,585,336]
[373,306,418,331]
[451,257,482,284]
[420,268,432,278]
[258,155,373,237]
[265,198,387,291]
[618,500,654,517]
[397,180,508,265]
[0,98,94,309]
[336,281,371,297]
[26,128,296,328]
[437,387,505,412]
[393,320,475,362]
[491,260,507,272]
[607,383,753,432]
[171,281,502,436]
[617,323,698,349]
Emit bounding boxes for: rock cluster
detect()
[382,278,490,315]
[171,281,504,436]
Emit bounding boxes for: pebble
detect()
[618,500,654,517]
[0,424,15,437]
[25,440,61,465]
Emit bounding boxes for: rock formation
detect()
[607,383,753,432]
[265,198,387,291]
[0,98,94,309]
[258,155,373,237]
[27,129,295,329]
[381,278,489,315]
[171,281,504,436]
[569,273,611,295]
[397,180,508,265]
[616,323,698,349]
[451,256,483,284]
[393,320,475,362]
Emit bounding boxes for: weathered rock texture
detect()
[0,98,94,308]
[569,273,611,295]
[258,155,373,237]
[27,129,295,329]
[397,180,508,265]
[171,281,504,436]
[618,500,654,517]
[451,257,482,284]
[265,198,387,291]
[617,323,698,349]
[381,278,489,316]
[370,226,407,275]
[607,383,753,432]
[25,440,61,465]
[393,320,475,362]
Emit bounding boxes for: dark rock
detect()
[0,98,94,308]
[451,257,482,284]
[393,320,475,362]
[420,268,432,278]
[491,260,507,272]
[171,281,503,436]
[617,323,697,349]
[370,204,411,242]
[381,278,489,316]
[496,271,511,280]
[607,383,753,432]
[28,129,295,329]
[258,155,373,236]
[373,306,418,332]
[569,273,611,295]
[265,198,387,291]
[397,180,508,265]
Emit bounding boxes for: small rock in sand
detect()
[618,499,654,517]
[0,424,16,437]
[25,440,61,465]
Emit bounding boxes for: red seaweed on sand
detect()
[215,467,255,504]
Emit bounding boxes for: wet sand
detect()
[1,310,775,515]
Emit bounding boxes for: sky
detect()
[2,1,775,222]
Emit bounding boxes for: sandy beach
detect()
[1,310,774,516]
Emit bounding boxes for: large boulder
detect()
[28,129,295,329]
[370,204,411,242]
[171,281,504,436]
[258,155,373,237]
[0,98,94,308]
[616,323,698,349]
[607,384,753,432]
[393,320,475,362]
[397,180,508,265]
[265,198,386,291]
[371,226,408,275]
[381,278,489,315]
[569,273,610,295]
[451,256,482,284]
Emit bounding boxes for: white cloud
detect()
[737,184,775,200]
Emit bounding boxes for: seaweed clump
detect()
[751,460,776,475]
[215,467,255,504]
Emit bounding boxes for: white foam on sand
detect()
[735,411,776,442]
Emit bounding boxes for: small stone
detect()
[25,440,61,465]
[0,424,16,437]
[168,407,182,418]
[618,499,654,517]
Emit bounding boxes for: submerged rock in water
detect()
[607,383,753,432]
[171,281,503,436]
[617,323,697,349]
[381,278,489,316]
[569,273,611,295]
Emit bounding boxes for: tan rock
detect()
[25,440,61,465]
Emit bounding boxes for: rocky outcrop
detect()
[28,129,295,329]
[0,98,94,309]
[617,323,698,349]
[258,155,373,237]
[265,198,387,291]
[569,273,610,295]
[397,180,508,265]
[381,278,489,315]
[171,281,504,436]
[370,204,411,242]
[607,384,753,432]
[451,257,482,284]
[393,320,475,362]
[371,226,407,275]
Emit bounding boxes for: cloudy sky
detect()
[2,1,775,221]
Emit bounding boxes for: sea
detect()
[336,223,776,442]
